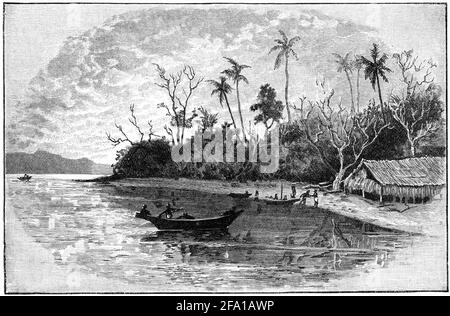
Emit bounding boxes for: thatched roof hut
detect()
[344,157,446,203]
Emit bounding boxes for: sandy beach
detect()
[107,177,446,235]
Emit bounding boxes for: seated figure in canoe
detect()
[135,204,244,231]
[177,212,195,219]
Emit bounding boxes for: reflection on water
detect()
[6,175,415,291]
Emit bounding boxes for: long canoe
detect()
[135,209,244,231]
[228,192,252,199]
[262,198,300,206]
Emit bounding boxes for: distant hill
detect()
[5,150,112,175]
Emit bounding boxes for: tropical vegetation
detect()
[106,37,444,189]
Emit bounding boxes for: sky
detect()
[4,3,446,164]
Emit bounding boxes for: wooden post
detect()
[379,187,383,203]
[280,182,283,199]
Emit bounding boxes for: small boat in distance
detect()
[135,207,244,231]
[262,198,300,206]
[228,192,252,199]
[18,174,32,182]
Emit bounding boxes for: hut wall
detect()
[345,176,382,195]
[381,184,444,202]
[345,173,445,203]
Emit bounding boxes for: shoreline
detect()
[103,176,446,236]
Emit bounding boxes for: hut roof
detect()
[358,157,446,187]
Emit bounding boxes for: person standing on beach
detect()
[300,190,310,205]
[291,184,297,198]
[313,190,319,208]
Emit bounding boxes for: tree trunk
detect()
[345,70,355,115]
[332,151,345,191]
[356,69,360,113]
[176,126,180,145]
[333,169,345,191]
[181,119,186,144]
[236,82,246,139]
[284,54,292,122]
[224,94,237,129]
[409,138,416,157]
[376,74,385,119]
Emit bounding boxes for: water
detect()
[5,174,425,292]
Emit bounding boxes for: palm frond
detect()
[344,52,351,60]
[207,79,220,88]
[379,71,389,83]
[223,56,239,68]
[269,45,283,55]
[289,48,299,60]
[378,53,389,65]
[359,56,373,67]
[370,43,380,61]
[218,93,225,107]
[367,70,377,89]
[238,75,249,85]
[278,30,288,43]
[210,89,218,97]
[370,77,377,89]
[353,54,363,69]
[288,36,301,47]
[221,69,236,80]
[274,51,284,69]
[332,52,343,62]
[380,65,392,73]
[333,53,346,72]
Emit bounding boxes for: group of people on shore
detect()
[259,184,320,207]
[300,189,319,207]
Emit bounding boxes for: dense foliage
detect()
[108,42,445,186]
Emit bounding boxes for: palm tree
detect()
[208,76,236,129]
[360,43,392,117]
[333,52,355,115]
[198,106,218,133]
[353,54,363,113]
[222,57,251,138]
[269,30,301,122]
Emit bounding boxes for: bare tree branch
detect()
[154,63,203,144]
[393,50,436,96]
[128,104,144,142]
[390,50,442,156]
[293,79,387,189]
[106,104,159,146]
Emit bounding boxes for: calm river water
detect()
[6,174,431,292]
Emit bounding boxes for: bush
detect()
[113,139,175,178]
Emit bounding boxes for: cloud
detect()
[6,6,391,163]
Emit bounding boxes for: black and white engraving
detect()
[3,2,447,294]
